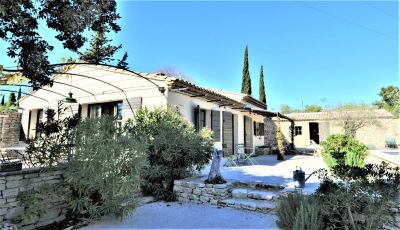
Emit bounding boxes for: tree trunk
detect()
[205,149,226,184]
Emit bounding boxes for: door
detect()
[244,116,253,152]
[309,122,320,144]
[223,111,234,155]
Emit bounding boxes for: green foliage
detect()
[293,198,324,230]
[7,92,16,106]
[280,104,291,114]
[17,87,22,100]
[117,51,129,70]
[241,45,252,95]
[321,134,368,171]
[259,65,266,104]
[276,193,323,230]
[315,181,396,230]
[276,118,285,160]
[0,0,120,88]
[374,85,400,117]
[80,29,122,64]
[128,107,213,201]
[65,116,145,219]
[17,184,53,225]
[25,102,80,168]
[276,192,305,229]
[305,105,322,113]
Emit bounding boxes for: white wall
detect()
[168,92,266,150]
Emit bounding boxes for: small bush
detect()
[276,192,323,230]
[293,199,323,230]
[276,193,304,230]
[315,181,396,229]
[66,116,146,219]
[321,134,368,170]
[128,107,213,201]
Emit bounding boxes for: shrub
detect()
[321,134,368,170]
[276,192,323,230]
[65,116,146,219]
[315,181,396,229]
[128,107,213,201]
[293,199,323,230]
[25,103,80,168]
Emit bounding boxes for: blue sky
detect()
[1,1,398,111]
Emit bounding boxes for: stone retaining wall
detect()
[173,178,233,205]
[0,168,66,229]
[0,112,22,148]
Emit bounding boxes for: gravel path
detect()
[82,201,278,229]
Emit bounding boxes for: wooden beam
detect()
[191,94,207,98]
[207,99,222,102]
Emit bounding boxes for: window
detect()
[295,126,302,136]
[199,109,206,128]
[89,101,123,120]
[253,122,265,136]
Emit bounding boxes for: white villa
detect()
[18,64,286,154]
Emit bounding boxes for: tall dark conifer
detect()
[259,65,266,105]
[1,95,4,106]
[7,93,16,106]
[241,46,252,95]
[17,87,22,101]
[80,29,122,64]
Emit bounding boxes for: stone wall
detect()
[264,118,277,147]
[173,177,232,205]
[0,112,22,148]
[0,168,66,229]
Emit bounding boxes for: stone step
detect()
[231,188,280,201]
[219,198,276,213]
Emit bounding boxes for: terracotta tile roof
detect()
[280,109,395,121]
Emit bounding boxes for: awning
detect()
[249,108,294,123]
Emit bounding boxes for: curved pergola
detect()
[2,63,168,114]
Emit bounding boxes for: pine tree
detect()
[7,93,16,106]
[259,65,266,105]
[0,95,4,106]
[17,87,22,100]
[241,46,252,95]
[117,51,129,70]
[80,29,122,64]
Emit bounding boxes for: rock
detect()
[4,206,24,220]
[214,184,228,189]
[2,188,19,199]
[5,180,21,189]
[193,189,202,195]
[231,188,248,199]
[0,223,17,230]
[199,196,210,203]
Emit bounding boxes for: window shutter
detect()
[194,105,200,132]
[211,110,221,142]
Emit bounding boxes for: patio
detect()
[200,154,327,194]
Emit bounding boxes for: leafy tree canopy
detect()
[305,105,322,113]
[374,85,399,117]
[0,0,121,89]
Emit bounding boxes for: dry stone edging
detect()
[173,176,284,213]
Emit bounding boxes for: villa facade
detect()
[18,64,276,154]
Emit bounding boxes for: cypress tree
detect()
[0,95,4,106]
[7,93,16,106]
[241,46,252,95]
[259,65,266,105]
[17,87,22,100]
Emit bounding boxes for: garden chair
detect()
[235,144,258,165]
[385,136,397,148]
[224,151,238,167]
